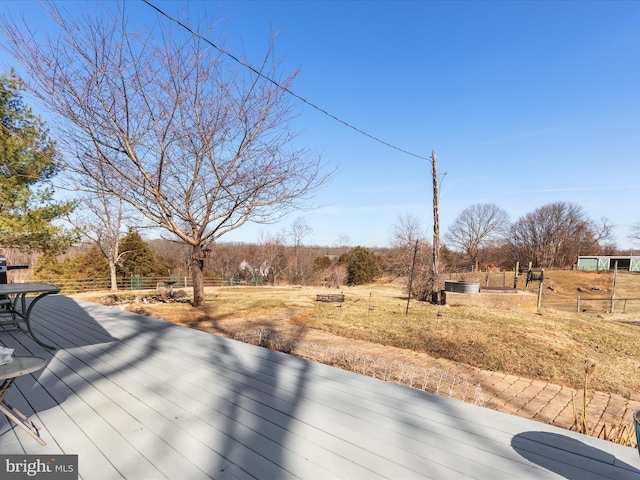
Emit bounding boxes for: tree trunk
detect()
[191,245,205,307]
[109,262,118,291]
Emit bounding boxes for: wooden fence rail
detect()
[576,296,640,314]
[30,276,227,293]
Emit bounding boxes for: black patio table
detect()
[0,283,61,350]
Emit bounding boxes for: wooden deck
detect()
[0,294,638,479]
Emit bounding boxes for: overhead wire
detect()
[142,0,432,162]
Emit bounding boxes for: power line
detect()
[142,0,431,162]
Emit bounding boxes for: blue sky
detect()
[1,1,639,249]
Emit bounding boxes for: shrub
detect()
[338,246,381,285]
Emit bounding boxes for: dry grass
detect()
[295,281,640,397]
[76,286,316,328]
[77,271,640,398]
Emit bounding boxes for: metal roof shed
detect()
[577,255,640,272]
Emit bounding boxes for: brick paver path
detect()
[480,368,640,438]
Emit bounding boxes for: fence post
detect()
[610,261,617,313]
[537,280,543,308]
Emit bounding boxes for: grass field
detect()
[298,282,640,397]
[81,270,640,399]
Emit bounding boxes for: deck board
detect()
[0,295,638,479]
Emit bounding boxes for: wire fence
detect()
[30,269,640,314]
[30,276,229,293]
[233,329,485,407]
[444,268,640,314]
[574,297,640,314]
[537,291,640,314]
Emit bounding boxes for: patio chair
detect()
[0,356,47,445]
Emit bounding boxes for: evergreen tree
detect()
[313,256,333,271]
[0,74,78,251]
[33,246,109,282]
[118,232,156,277]
[68,246,110,279]
[338,246,381,285]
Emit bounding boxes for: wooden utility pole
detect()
[431,150,440,304]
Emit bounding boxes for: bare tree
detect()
[386,213,428,278]
[325,264,348,288]
[508,202,599,268]
[204,243,244,281]
[628,221,640,246]
[334,235,352,249]
[590,217,615,246]
[288,217,312,284]
[2,3,331,306]
[73,193,131,291]
[445,203,510,270]
[390,214,425,248]
[255,231,288,285]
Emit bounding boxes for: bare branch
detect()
[629,221,640,246]
[445,203,510,269]
[507,202,603,268]
[1,3,332,305]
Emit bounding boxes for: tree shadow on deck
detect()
[5,296,637,479]
[2,295,318,478]
[512,431,640,479]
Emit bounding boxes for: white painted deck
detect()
[0,294,638,479]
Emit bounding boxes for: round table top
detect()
[0,356,46,380]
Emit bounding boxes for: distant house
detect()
[577,255,640,272]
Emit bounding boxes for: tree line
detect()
[444,202,619,271]
[32,231,384,289]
